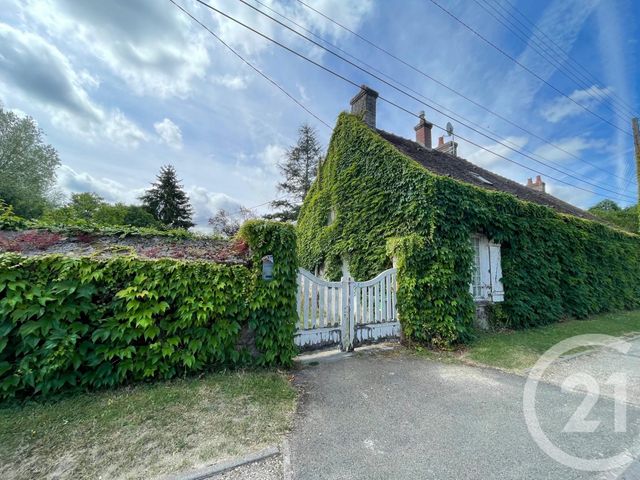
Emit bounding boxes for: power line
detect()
[227,196,286,217]
[294,0,630,185]
[248,0,628,194]
[229,0,634,200]
[170,0,331,218]
[497,0,639,118]
[169,0,331,130]
[188,0,635,202]
[485,0,635,119]
[474,0,636,121]
[484,0,638,187]
[427,0,633,138]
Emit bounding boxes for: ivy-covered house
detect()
[297,86,640,347]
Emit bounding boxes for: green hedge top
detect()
[0,220,298,401]
[297,113,640,345]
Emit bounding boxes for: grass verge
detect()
[0,371,297,480]
[459,310,640,372]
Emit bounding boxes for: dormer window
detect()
[470,172,493,185]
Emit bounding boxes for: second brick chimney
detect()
[435,135,458,157]
[350,85,379,128]
[526,175,546,193]
[414,111,433,149]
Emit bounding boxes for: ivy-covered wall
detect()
[297,113,640,346]
[0,220,297,400]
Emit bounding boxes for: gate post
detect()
[340,260,354,352]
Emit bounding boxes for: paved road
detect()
[288,346,640,480]
[541,335,640,407]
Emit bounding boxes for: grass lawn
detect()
[459,310,640,372]
[0,371,297,480]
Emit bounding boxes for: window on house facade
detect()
[470,235,504,302]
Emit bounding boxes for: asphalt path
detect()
[288,346,640,480]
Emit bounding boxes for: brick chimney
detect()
[435,135,458,156]
[414,111,433,149]
[526,175,546,193]
[350,85,379,128]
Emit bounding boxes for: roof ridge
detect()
[374,128,599,222]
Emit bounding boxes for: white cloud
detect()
[210,0,374,56]
[103,111,149,148]
[533,136,606,163]
[489,0,600,116]
[19,0,210,98]
[211,74,250,90]
[545,183,594,209]
[595,2,635,189]
[465,136,530,170]
[259,144,286,171]
[540,86,613,123]
[9,108,28,119]
[0,22,147,148]
[0,22,102,122]
[57,164,141,204]
[188,187,245,227]
[154,118,183,149]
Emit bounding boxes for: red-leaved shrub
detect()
[15,231,62,251]
[140,246,162,258]
[0,237,22,252]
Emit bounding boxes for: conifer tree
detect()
[267,123,322,222]
[140,165,194,229]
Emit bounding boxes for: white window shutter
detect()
[488,243,504,302]
[478,237,491,300]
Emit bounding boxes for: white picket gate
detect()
[294,267,399,351]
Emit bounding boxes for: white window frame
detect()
[469,234,504,302]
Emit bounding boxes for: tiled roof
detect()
[376,129,599,221]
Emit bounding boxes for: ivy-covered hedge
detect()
[0,220,297,400]
[297,113,640,346]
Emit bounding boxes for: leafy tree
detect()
[267,123,322,222]
[41,192,105,224]
[93,203,157,228]
[590,199,620,212]
[42,193,159,228]
[140,165,194,229]
[209,206,254,237]
[588,200,638,233]
[122,205,158,228]
[92,203,126,226]
[69,192,106,220]
[0,104,60,217]
[0,200,27,230]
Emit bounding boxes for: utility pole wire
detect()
[497,0,639,118]
[427,0,632,138]
[229,0,635,200]
[474,0,636,121]
[484,0,638,187]
[187,0,635,202]
[169,0,331,130]
[294,0,630,185]
[251,0,626,194]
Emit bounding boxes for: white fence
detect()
[295,267,399,351]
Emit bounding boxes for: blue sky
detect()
[0,0,638,228]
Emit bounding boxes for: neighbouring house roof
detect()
[376,129,599,221]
